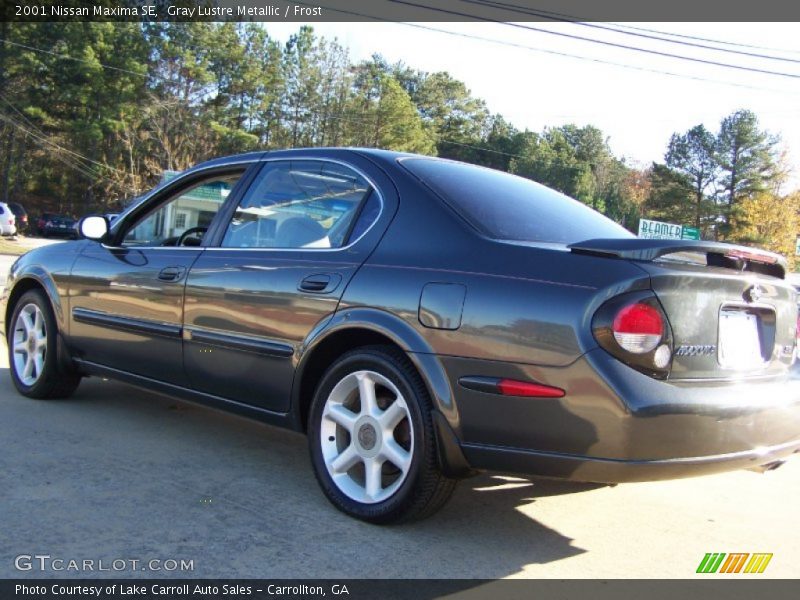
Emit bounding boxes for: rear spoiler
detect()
[569,238,786,279]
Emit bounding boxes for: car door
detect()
[68,164,254,386]
[182,155,396,412]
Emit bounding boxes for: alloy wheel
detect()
[320,370,414,504]
[12,303,47,386]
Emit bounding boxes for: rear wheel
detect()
[308,345,456,524]
[8,290,81,399]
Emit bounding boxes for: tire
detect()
[7,289,81,399]
[308,345,456,524]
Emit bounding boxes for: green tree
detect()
[510,125,627,216]
[347,63,434,154]
[665,124,718,229]
[510,129,594,202]
[645,163,696,228]
[736,191,800,269]
[715,109,782,237]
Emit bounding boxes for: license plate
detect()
[718,310,763,369]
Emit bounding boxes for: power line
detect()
[0,22,791,174]
[0,93,130,176]
[0,113,105,182]
[606,22,800,56]
[7,20,800,99]
[382,0,800,80]
[397,22,800,96]
[0,110,137,190]
[457,0,800,64]
[0,92,50,138]
[0,38,148,78]
[445,0,800,55]
[303,2,800,95]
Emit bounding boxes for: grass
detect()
[0,237,29,256]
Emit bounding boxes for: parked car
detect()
[6,202,28,234]
[41,214,77,239]
[3,149,799,524]
[35,212,55,236]
[0,202,17,236]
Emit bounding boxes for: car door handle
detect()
[298,273,342,294]
[158,266,186,282]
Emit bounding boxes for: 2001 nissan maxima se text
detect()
[3,149,799,523]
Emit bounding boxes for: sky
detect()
[263,21,800,190]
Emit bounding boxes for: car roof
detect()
[191,147,416,171]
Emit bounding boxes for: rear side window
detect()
[221,160,375,249]
[0,206,4,215]
[400,158,633,244]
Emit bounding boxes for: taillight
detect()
[612,303,663,353]
[593,292,673,379]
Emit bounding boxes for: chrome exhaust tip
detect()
[747,460,786,473]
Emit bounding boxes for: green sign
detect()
[681,226,701,240]
[639,218,700,241]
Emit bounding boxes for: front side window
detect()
[221,160,375,249]
[121,173,242,247]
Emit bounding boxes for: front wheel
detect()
[308,346,456,524]
[8,290,81,399]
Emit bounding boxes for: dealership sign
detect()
[638,218,701,240]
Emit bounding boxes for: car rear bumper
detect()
[461,438,800,482]
[441,348,800,482]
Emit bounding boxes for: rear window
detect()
[400,158,634,244]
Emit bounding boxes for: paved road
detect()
[5,235,64,252]
[0,255,798,579]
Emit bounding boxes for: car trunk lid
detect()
[571,238,797,380]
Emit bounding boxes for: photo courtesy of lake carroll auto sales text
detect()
[13,583,350,597]
[1,0,799,599]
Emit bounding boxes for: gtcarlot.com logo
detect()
[696,553,773,574]
[14,554,194,573]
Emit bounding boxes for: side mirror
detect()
[78,216,109,241]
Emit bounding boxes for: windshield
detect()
[400,158,634,245]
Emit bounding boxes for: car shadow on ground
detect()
[0,368,598,580]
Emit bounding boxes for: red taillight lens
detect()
[612,303,664,354]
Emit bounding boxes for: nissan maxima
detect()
[3,148,799,523]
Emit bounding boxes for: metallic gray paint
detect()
[4,147,800,483]
[418,282,467,330]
